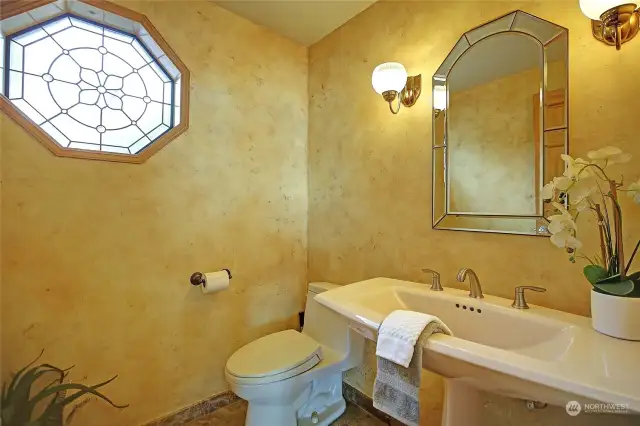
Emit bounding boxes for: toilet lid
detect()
[226,329,322,381]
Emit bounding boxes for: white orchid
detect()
[629,179,640,205]
[587,146,632,166]
[548,202,576,232]
[548,202,582,251]
[567,176,598,211]
[554,176,573,191]
[561,154,591,179]
[571,197,591,212]
[550,229,583,251]
[541,176,574,201]
[541,174,595,212]
[544,147,638,280]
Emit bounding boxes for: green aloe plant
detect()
[1,350,128,426]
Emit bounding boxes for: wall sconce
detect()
[580,0,639,50]
[433,85,447,118]
[371,62,422,114]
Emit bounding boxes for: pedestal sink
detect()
[315,277,640,423]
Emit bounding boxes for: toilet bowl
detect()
[225,282,365,426]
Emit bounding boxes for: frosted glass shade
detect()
[433,85,447,111]
[372,62,408,95]
[580,0,627,20]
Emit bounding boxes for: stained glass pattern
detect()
[3,14,179,154]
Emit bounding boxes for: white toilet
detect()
[225,282,365,426]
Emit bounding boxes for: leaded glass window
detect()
[3,14,179,155]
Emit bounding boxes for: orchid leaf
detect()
[596,273,621,284]
[584,265,608,284]
[585,265,636,296]
[627,272,640,297]
[592,279,635,296]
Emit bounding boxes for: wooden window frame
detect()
[0,0,190,164]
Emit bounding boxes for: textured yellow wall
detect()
[309,0,640,424]
[0,1,308,425]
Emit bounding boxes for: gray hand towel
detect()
[373,324,447,426]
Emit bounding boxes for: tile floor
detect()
[184,400,387,426]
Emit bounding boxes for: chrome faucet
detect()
[456,268,484,299]
[422,268,443,291]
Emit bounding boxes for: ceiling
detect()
[214,0,376,46]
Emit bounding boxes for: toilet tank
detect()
[305,282,341,320]
[302,282,353,355]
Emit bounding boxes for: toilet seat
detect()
[226,329,323,385]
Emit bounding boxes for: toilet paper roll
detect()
[200,270,230,294]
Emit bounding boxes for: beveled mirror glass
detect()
[432,11,568,235]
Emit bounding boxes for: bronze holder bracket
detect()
[591,3,639,50]
[381,74,422,115]
[401,75,422,108]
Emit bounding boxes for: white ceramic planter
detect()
[591,289,640,341]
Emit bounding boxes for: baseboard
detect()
[342,381,391,424]
[143,382,382,425]
[143,390,240,426]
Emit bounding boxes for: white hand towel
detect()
[376,310,452,368]
[373,310,452,426]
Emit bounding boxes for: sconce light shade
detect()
[580,0,627,19]
[372,62,408,95]
[433,85,447,111]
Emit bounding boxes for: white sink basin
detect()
[315,277,640,414]
[394,287,576,362]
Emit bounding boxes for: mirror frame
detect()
[432,10,569,236]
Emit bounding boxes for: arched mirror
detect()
[432,11,568,235]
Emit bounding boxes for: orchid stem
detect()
[609,181,625,279]
[594,204,608,270]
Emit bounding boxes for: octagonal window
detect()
[1,2,188,162]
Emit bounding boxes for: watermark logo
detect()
[566,401,582,416]
[565,401,630,416]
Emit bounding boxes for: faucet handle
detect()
[512,286,546,309]
[422,268,443,291]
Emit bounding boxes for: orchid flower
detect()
[548,202,576,233]
[587,146,632,166]
[547,202,582,251]
[567,176,597,211]
[561,154,591,179]
[554,176,573,191]
[544,147,637,275]
[550,229,583,251]
[541,176,573,201]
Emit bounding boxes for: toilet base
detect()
[297,373,346,426]
[242,373,346,426]
[246,402,299,426]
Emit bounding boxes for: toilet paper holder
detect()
[190,269,232,286]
